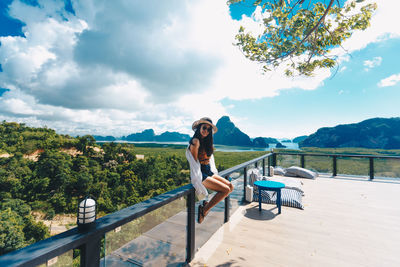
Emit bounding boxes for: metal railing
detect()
[0,153,274,267]
[274,152,400,180]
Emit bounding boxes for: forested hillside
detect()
[0,121,268,256]
[0,122,190,255]
[300,118,400,149]
[0,121,77,154]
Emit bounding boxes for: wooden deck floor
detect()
[191,175,400,267]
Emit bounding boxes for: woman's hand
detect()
[190,138,200,161]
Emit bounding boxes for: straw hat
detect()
[192,117,218,133]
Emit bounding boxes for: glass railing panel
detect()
[36,249,75,267]
[230,165,244,181]
[255,160,265,175]
[102,196,187,267]
[229,172,244,215]
[276,154,299,168]
[258,159,266,175]
[374,158,400,179]
[194,184,227,253]
[337,157,369,177]
[244,162,257,182]
[246,163,256,171]
[195,160,245,254]
[304,155,332,174]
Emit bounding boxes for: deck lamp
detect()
[77,197,96,231]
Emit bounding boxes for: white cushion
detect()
[269,166,274,176]
[273,166,286,176]
[245,185,253,202]
[285,166,318,179]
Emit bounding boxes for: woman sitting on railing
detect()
[186,117,234,223]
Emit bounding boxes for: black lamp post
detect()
[77,197,96,231]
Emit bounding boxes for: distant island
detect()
[94,116,280,148]
[213,116,279,148]
[122,129,190,142]
[276,143,287,148]
[214,116,253,146]
[293,135,308,143]
[300,117,400,149]
[95,129,191,143]
[93,135,116,141]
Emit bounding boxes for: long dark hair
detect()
[189,123,214,156]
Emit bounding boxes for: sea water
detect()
[97,141,300,152]
[214,142,299,152]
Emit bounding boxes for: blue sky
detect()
[222,37,400,137]
[0,0,399,139]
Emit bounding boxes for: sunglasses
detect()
[201,125,212,132]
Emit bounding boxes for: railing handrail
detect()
[275,151,400,159]
[0,184,194,267]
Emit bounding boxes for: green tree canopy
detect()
[229,0,377,76]
[0,209,26,255]
[0,200,50,256]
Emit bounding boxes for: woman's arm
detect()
[190,138,200,161]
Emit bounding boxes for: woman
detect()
[188,117,234,223]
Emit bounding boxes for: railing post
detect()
[369,157,374,180]
[262,159,265,176]
[300,155,305,168]
[333,156,337,177]
[272,153,277,167]
[186,188,195,263]
[224,176,231,223]
[79,235,102,267]
[268,156,271,176]
[243,167,247,201]
[255,161,258,168]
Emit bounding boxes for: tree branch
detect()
[287,0,305,16]
[259,0,334,64]
[298,0,334,47]
[257,0,333,64]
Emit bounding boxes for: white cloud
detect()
[378,74,400,87]
[0,0,399,136]
[363,56,382,71]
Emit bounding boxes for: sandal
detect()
[198,200,209,224]
[198,204,205,224]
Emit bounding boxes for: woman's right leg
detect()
[202,177,231,216]
[212,174,234,193]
